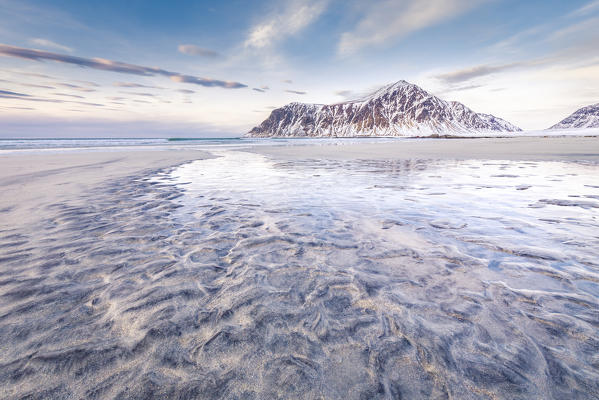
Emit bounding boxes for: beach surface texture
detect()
[1,137,598,399]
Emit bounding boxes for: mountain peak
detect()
[248,80,521,137]
[356,80,420,102]
[549,103,599,129]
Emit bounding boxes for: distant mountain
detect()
[247,80,521,137]
[549,103,599,129]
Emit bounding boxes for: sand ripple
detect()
[0,152,598,399]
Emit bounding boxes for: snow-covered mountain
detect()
[549,103,599,129]
[247,80,521,137]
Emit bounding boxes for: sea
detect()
[0,137,405,151]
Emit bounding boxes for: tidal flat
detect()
[0,138,598,399]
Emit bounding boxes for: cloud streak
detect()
[122,92,156,97]
[178,44,219,57]
[434,63,522,84]
[0,88,107,107]
[0,44,247,89]
[30,38,73,52]
[285,89,306,95]
[2,106,35,110]
[569,0,599,17]
[338,0,484,55]
[0,92,104,107]
[74,80,100,87]
[114,82,163,89]
[56,82,96,92]
[334,90,353,98]
[52,93,85,99]
[1,80,55,89]
[0,89,30,97]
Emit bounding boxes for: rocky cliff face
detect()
[549,103,599,129]
[248,80,521,137]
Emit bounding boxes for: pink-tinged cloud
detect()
[0,44,247,89]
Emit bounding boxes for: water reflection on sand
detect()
[0,150,598,399]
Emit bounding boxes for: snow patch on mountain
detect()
[248,80,521,137]
[549,103,599,129]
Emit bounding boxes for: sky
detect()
[0,0,598,137]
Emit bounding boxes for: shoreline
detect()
[248,136,599,161]
[2,136,598,229]
[0,148,212,229]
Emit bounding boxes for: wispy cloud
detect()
[0,44,247,89]
[568,0,599,17]
[1,70,57,80]
[177,89,195,94]
[169,74,244,88]
[443,13,599,86]
[52,93,85,99]
[72,101,105,107]
[549,16,599,41]
[253,88,266,92]
[2,106,35,110]
[334,90,353,98]
[282,79,293,84]
[333,84,386,101]
[334,89,373,101]
[244,0,328,49]
[29,38,73,52]
[15,71,56,80]
[434,63,522,84]
[121,92,156,97]
[488,25,546,55]
[178,44,219,57]
[285,89,306,95]
[74,80,100,87]
[433,84,484,96]
[338,0,484,55]
[114,81,163,89]
[0,95,58,102]
[55,82,96,92]
[19,82,55,89]
[0,89,30,98]
[0,89,105,106]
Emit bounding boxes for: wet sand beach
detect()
[1,137,598,399]
[0,149,212,228]
[249,136,599,161]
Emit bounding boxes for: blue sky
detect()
[0,0,598,136]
